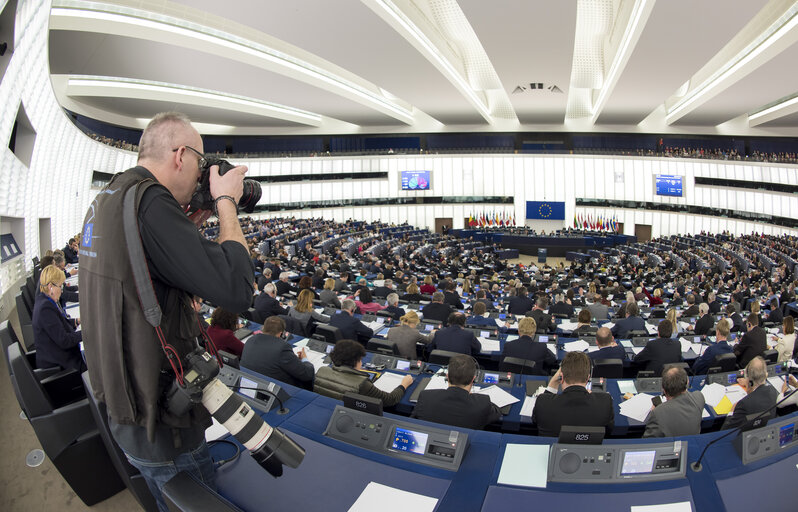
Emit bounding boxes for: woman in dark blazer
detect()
[386,311,435,359]
[32,265,84,371]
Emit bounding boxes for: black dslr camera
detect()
[189,157,262,214]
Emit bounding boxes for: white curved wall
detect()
[2,0,797,300]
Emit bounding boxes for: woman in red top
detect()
[641,284,664,306]
[348,287,387,314]
[419,275,436,295]
[206,308,245,358]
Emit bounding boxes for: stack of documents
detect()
[497,444,549,489]
[293,346,328,373]
[477,337,501,353]
[373,372,407,393]
[701,382,746,415]
[603,322,616,330]
[424,374,449,391]
[474,385,520,408]
[563,339,590,352]
[558,321,579,332]
[618,393,655,422]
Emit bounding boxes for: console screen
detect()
[483,372,499,384]
[391,427,428,455]
[621,450,656,475]
[395,360,410,371]
[779,423,795,447]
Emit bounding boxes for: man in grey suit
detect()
[643,365,705,437]
[722,356,778,430]
[586,292,610,321]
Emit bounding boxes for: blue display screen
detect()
[483,373,499,384]
[779,423,794,447]
[391,427,428,455]
[401,171,431,190]
[655,175,683,197]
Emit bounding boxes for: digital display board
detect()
[401,170,430,190]
[391,427,428,455]
[655,174,683,197]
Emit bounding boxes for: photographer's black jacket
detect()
[80,166,253,459]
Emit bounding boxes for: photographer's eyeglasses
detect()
[172,145,207,169]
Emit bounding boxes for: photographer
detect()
[80,112,254,511]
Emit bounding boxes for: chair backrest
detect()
[278,315,306,337]
[314,324,343,343]
[592,358,624,379]
[762,349,778,364]
[20,285,34,315]
[0,321,20,376]
[366,338,398,355]
[498,356,540,375]
[8,342,53,417]
[627,330,648,338]
[16,294,32,325]
[712,353,738,372]
[428,349,462,366]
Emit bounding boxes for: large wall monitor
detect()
[401,170,431,190]
[548,441,686,483]
[324,405,468,470]
[655,174,683,197]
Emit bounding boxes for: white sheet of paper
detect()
[724,384,747,405]
[603,322,616,330]
[293,338,309,348]
[520,395,537,418]
[679,337,693,353]
[701,383,727,407]
[505,334,519,342]
[314,307,325,314]
[497,444,549,488]
[587,346,600,353]
[767,376,786,390]
[474,385,520,408]
[546,343,557,356]
[617,380,637,395]
[205,417,228,442]
[373,372,406,393]
[646,324,659,335]
[301,349,328,373]
[631,347,645,355]
[424,374,449,392]
[563,339,590,352]
[558,321,579,332]
[619,339,633,348]
[630,501,692,512]
[478,337,501,353]
[618,393,655,423]
[679,321,692,330]
[702,407,710,418]
[347,482,438,512]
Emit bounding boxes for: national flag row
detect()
[468,211,516,228]
[573,213,619,232]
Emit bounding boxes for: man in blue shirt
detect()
[692,318,734,374]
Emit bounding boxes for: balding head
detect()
[138,112,197,163]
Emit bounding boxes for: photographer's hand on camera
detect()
[211,163,249,249]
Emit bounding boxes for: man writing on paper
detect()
[533,352,614,437]
[643,365,705,437]
[411,354,501,429]
[721,356,777,430]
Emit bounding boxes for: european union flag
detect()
[526,201,565,220]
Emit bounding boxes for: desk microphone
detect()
[690,384,798,472]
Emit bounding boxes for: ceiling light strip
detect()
[50,2,415,123]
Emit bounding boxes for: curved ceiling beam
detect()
[49,0,426,125]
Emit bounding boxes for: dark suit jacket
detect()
[549,301,574,317]
[240,334,314,388]
[721,384,777,430]
[411,386,501,430]
[432,326,480,355]
[384,305,406,321]
[254,293,289,320]
[692,341,733,375]
[767,307,783,325]
[682,305,700,317]
[421,302,453,323]
[611,315,647,339]
[633,337,682,376]
[508,296,534,315]
[734,326,767,368]
[443,291,464,310]
[694,314,715,336]
[502,335,556,373]
[708,300,722,314]
[589,345,627,361]
[275,280,294,296]
[533,386,614,437]
[526,308,556,332]
[329,312,373,343]
[372,286,392,298]
[32,294,83,371]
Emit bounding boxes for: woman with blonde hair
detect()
[666,308,681,338]
[776,316,796,363]
[289,289,331,332]
[32,265,83,371]
[319,278,341,309]
[386,310,435,359]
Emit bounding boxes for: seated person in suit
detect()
[526,296,556,332]
[466,301,502,328]
[329,299,374,345]
[443,282,464,310]
[319,278,342,309]
[412,354,501,430]
[692,318,734,375]
[372,279,393,299]
[633,319,682,376]
[383,293,406,321]
[471,289,496,311]
[32,265,84,372]
[314,339,412,406]
[571,308,597,337]
[766,297,783,325]
[726,303,744,332]
[734,313,767,368]
[421,292,453,323]
[721,356,778,430]
[256,268,273,291]
[507,286,534,315]
[206,307,245,358]
[643,365,705,437]
[254,282,290,320]
[682,294,700,317]
[432,312,481,356]
[611,301,646,339]
[274,272,296,296]
[589,327,626,361]
[586,292,610,321]
[533,352,614,437]
[549,292,575,318]
[502,317,556,374]
[386,310,434,360]
[240,316,314,389]
[400,283,428,303]
[288,289,331,335]
[690,303,715,336]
